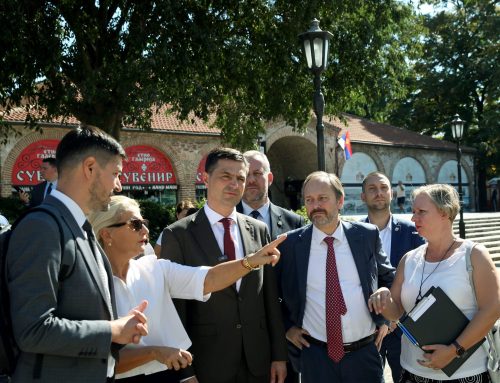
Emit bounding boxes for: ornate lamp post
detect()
[451,114,466,238]
[299,19,333,171]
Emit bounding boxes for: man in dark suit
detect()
[7,126,148,382]
[237,150,304,383]
[19,157,58,208]
[161,147,288,383]
[237,150,304,240]
[361,171,425,382]
[278,171,395,383]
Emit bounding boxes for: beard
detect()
[308,208,336,228]
[244,188,267,204]
[89,178,111,212]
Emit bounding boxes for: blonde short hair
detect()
[412,184,460,223]
[87,195,140,243]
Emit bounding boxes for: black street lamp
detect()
[451,114,466,239]
[299,19,333,171]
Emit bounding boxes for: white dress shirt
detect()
[204,204,245,290]
[302,223,376,343]
[114,255,210,378]
[241,200,271,230]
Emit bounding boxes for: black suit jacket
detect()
[236,202,305,240]
[161,208,288,382]
[28,181,48,208]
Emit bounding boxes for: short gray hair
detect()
[243,150,271,173]
[302,171,344,200]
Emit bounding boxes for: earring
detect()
[108,242,112,247]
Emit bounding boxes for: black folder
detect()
[398,286,484,377]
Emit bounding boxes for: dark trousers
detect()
[301,342,383,383]
[214,357,269,383]
[117,369,180,383]
[380,329,403,383]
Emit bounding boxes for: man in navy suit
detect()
[19,157,58,208]
[361,171,425,382]
[278,171,395,383]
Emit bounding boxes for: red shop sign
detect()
[121,145,176,189]
[195,155,207,188]
[11,139,60,185]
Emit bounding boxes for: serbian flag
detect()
[337,131,353,160]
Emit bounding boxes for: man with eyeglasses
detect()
[6,126,149,383]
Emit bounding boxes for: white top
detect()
[396,186,405,198]
[302,223,376,343]
[241,200,271,230]
[114,254,210,379]
[0,214,8,226]
[156,231,163,246]
[400,242,487,379]
[51,189,115,377]
[204,204,245,290]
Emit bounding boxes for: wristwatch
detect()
[452,340,465,357]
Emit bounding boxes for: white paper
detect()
[409,294,436,321]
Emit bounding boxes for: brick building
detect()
[0,108,476,212]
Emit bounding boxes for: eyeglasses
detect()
[107,218,149,231]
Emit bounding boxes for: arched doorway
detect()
[392,157,426,212]
[267,136,317,210]
[438,160,471,210]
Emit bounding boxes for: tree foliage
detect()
[0,0,418,147]
[389,0,499,175]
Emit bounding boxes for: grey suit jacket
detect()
[236,202,305,240]
[6,195,116,383]
[161,208,288,383]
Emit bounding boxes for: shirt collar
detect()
[50,189,87,230]
[366,215,392,233]
[312,220,345,245]
[241,200,270,219]
[204,203,238,226]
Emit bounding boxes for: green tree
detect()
[389,0,499,209]
[1,1,418,148]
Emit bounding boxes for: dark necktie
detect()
[46,182,53,197]
[250,210,260,220]
[82,220,112,313]
[324,236,347,362]
[219,218,236,261]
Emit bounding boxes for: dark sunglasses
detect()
[108,218,149,231]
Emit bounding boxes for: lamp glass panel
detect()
[324,39,330,68]
[304,39,312,68]
[313,37,324,68]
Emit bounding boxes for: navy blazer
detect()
[363,215,425,267]
[277,221,395,333]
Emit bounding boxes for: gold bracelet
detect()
[241,256,260,271]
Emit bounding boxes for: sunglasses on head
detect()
[108,218,149,231]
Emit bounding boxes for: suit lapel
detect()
[343,221,369,299]
[45,197,114,318]
[191,209,226,266]
[390,216,401,266]
[237,213,259,295]
[269,203,283,239]
[295,225,313,312]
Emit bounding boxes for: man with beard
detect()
[6,126,148,382]
[360,171,424,383]
[237,150,304,383]
[237,150,304,240]
[161,147,287,383]
[277,171,395,383]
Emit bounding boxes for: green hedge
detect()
[0,197,27,224]
[137,200,177,243]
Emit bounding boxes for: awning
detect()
[11,139,60,185]
[121,145,177,191]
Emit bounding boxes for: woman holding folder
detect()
[368,184,500,382]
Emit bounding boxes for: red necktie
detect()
[324,236,347,362]
[220,218,236,261]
